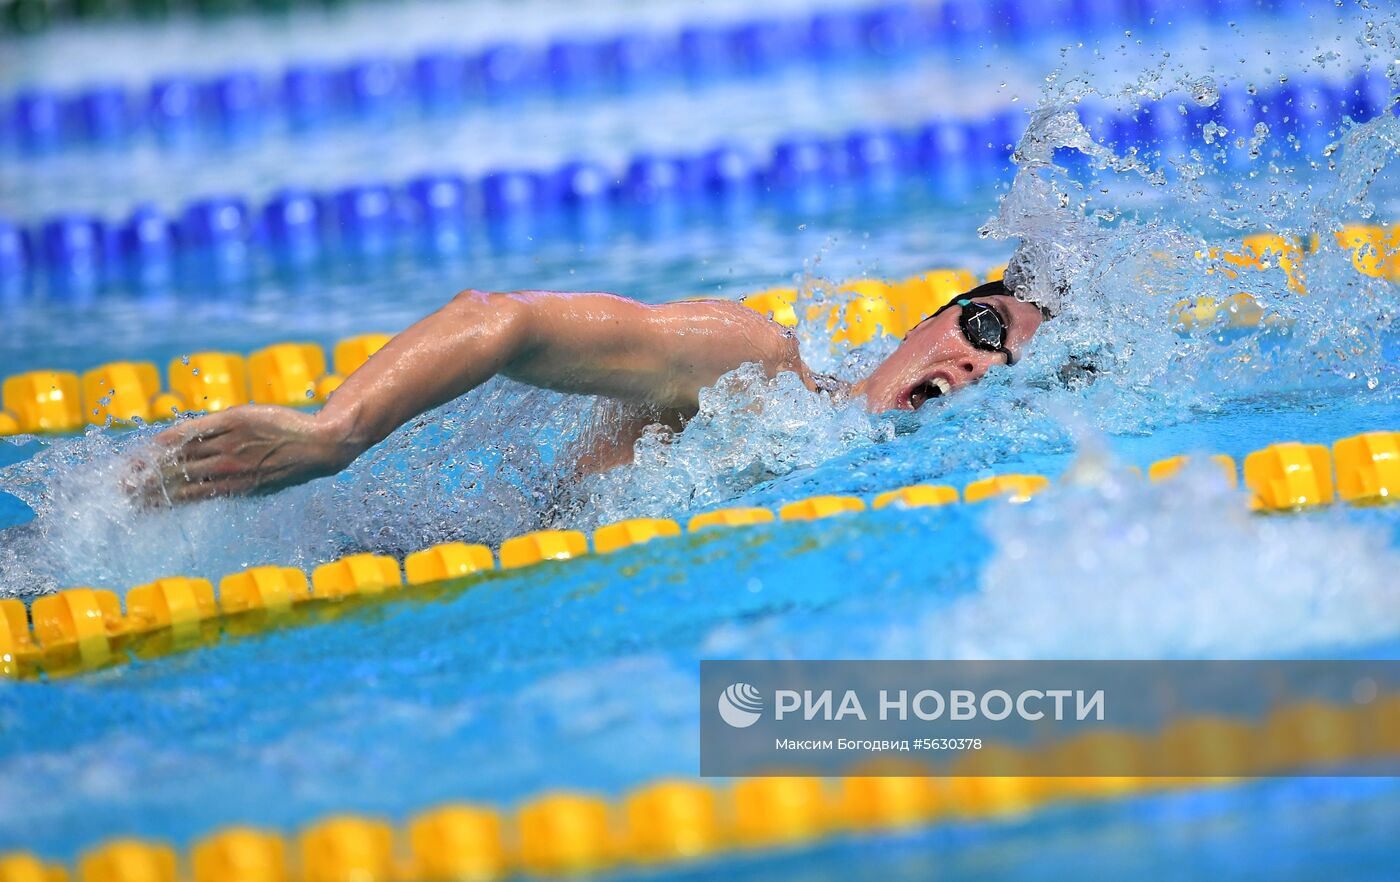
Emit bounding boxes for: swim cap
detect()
[939,278,1052,320]
[957,279,1009,302]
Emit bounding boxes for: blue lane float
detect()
[0,221,30,282]
[11,90,64,154]
[118,205,177,285]
[283,64,338,129]
[0,115,987,288]
[148,76,201,142]
[75,84,131,144]
[0,68,1391,291]
[406,173,471,231]
[414,50,472,111]
[347,58,405,118]
[554,161,613,209]
[619,154,694,204]
[39,216,104,277]
[208,70,266,139]
[841,128,909,182]
[1081,69,1393,163]
[0,0,1335,159]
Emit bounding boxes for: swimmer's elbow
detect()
[448,288,524,317]
[433,290,541,374]
[445,289,533,335]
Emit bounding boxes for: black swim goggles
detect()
[931,298,1014,364]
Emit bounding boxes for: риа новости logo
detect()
[718,683,763,728]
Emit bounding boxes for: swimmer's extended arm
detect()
[151,290,800,499]
[327,290,801,450]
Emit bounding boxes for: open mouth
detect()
[905,375,952,410]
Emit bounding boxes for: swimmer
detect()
[151,279,1045,501]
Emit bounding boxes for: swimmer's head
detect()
[854,280,1049,413]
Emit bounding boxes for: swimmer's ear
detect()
[1056,355,1099,388]
[1026,353,1099,392]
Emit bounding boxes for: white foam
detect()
[931,458,1400,658]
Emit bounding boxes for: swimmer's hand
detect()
[145,406,355,503]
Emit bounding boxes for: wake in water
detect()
[3,6,1399,596]
[693,451,1400,661]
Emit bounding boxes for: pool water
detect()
[2,0,1400,874]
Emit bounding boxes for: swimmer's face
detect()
[856,293,1044,412]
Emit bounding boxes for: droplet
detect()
[1186,76,1219,107]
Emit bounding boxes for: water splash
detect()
[975,45,1400,438]
[566,363,892,528]
[0,380,608,595]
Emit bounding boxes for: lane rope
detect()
[0,691,1395,881]
[2,424,1395,682]
[5,220,1397,437]
[3,66,1391,288]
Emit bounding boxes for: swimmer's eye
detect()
[952,299,1014,364]
[907,298,1013,363]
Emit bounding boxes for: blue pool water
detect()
[3,0,1400,874]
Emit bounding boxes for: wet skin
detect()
[147,289,1042,502]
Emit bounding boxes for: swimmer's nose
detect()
[959,359,989,382]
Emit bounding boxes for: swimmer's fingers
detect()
[153,413,233,458]
[144,451,257,503]
[120,455,167,509]
[138,405,328,504]
[124,453,219,509]
[151,414,241,486]
[126,449,196,509]
[163,473,253,503]
[163,459,301,501]
[120,413,236,507]
[150,449,242,503]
